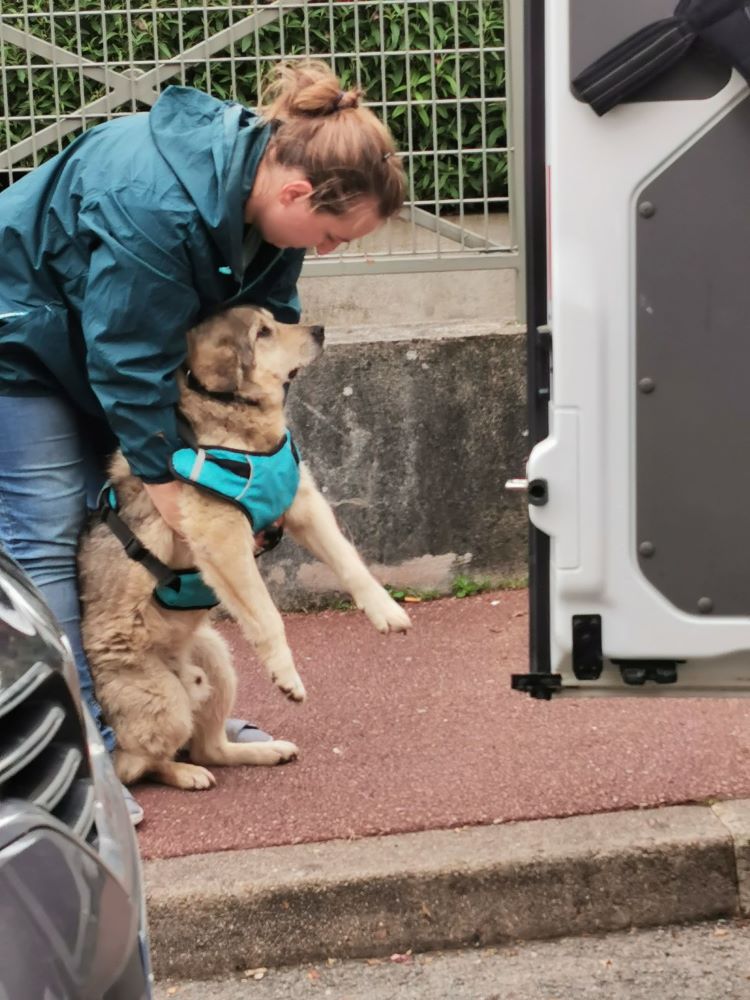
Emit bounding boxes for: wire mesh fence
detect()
[0,0,520,276]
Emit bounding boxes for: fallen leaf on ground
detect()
[243,967,267,979]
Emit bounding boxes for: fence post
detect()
[505,0,527,325]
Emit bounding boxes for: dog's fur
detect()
[78,307,411,790]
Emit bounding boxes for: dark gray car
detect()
[0,548,153,999]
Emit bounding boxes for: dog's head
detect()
[185,306,325,407]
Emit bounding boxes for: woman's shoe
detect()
[121,783,144,826]
[225,719,273,743]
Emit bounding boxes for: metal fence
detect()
[0,0,521,282]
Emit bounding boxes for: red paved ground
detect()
[135,590,750,860]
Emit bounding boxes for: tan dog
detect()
[78,307,411,790]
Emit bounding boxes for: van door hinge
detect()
[572,615,603,680]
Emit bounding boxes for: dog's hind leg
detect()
[150,759,216,789]
[117,750,215,790]
[187,625,299,768]
[101,654,217,789]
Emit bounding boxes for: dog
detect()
[78,306,411,790]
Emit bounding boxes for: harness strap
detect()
[176,410,199,449]
[98,487,220,611]
[100,500,179,589]
[183,369,263,407]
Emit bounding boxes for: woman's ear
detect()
[279,178,314,206]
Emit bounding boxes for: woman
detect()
[0,60,405,823]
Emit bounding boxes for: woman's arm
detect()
[79,188,201,484]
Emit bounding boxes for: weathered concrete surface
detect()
[155,921,750,1000]
[145,805,738,979]
[712,799,750,916]
[265,323,528,609]
[298,211,517,329]
[300,266,517,329]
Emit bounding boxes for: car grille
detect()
[0,660,96,843]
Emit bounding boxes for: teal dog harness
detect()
[98,486,220,611]
[98,432,301,612]
[169,431,300,533]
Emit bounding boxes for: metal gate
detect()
[0,0,521,283]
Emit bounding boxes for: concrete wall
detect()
[265,323,528,610]
[298,211,518,328]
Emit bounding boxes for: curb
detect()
[144,801,750,980]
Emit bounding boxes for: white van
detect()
[512,0,750,699]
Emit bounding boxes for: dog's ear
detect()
[187,310,257,393]
[228,306,269,334]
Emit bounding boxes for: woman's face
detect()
[250,175,383,254]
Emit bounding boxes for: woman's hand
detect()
[144,480,283,549]
[143,481,186,537]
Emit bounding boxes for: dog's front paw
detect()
[358,587,412,634]
[278,676,306,702]
[269,653,307,702]
[262,739,299,765]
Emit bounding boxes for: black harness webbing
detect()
[98,488,221,611]
[183,369,264,407]
[98,495,180,591]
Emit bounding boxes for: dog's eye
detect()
[257,325,273,339]
[288,368,299,380]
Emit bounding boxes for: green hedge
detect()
[1,1,506,207]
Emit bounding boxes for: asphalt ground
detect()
[134,589,750,861]
[153,918,750,1000]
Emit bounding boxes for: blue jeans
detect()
[0,394,116,751]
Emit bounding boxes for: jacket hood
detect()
[149,86,271,279]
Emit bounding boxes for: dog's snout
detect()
[311,325,325,346]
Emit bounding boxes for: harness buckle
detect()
[124,537,149,562]
[158,570,182,592]
[255,522,284,557]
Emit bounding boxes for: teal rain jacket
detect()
[0,87,306,482]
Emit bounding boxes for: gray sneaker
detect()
[121,783,144,826]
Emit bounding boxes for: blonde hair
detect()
[258,60,406,218]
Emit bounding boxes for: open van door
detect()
[512,0,750,698]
